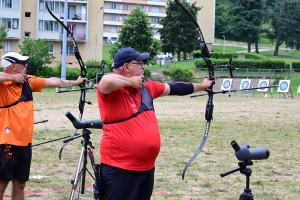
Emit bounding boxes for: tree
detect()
[110,6,160,65]
[269,0,300,56]
[227,0,265,53]
[19,38,55,76]
[159,0,200,60]
[215,0,230,39]
[0,25,8,51]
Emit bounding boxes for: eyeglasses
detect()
[130,62,144,68]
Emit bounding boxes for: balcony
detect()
[60,13,87,21]
[6,29,20,39]
[60,33,87,41]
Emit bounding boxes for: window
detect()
[4,41,11,52]
[151,6,159,13]
[111,15,117,21]
[38,20,59,31]
[12,19,18,29]
[49,43,54,54]
[24,32,31,38]
[1,0,12,8]
[25,12,31,18]
[0,18,18,29]
[151,18,159,24]
[60,44,74,55]
[66,44,74,55]
[39,1,60,12]
[123,4,129,10]
[111,3,116,9]
[111,26,117,33]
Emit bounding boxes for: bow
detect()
[45,3,87,157]
[173,0,234,179]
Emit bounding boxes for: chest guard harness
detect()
[103,88,154,124]
[0,80,33,109]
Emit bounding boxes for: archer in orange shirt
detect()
[0,52,87,200]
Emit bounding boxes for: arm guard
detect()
[168,82,194,96]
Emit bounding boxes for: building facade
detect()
[0,0,214,67]
[1,0,104,67]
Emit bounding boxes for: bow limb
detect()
[46,3,87,157]
[173,0,214,179]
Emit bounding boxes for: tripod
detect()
[65,128,97,200]
[220,160,254,200]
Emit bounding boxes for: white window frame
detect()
[111,3,117,9]
[111,26,117,33]
[4,41,11,52]
[151,6,159,13]
[49,43,54,54]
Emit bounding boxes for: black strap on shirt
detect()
[0,80,33,109]
[103,88,154,124]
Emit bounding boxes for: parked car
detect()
[106,39,118,44]
[156,52,173,60]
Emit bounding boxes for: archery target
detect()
[277,80,291,93]
[257,80,270,92]
[239,79,251,90]
[220,79,233,91]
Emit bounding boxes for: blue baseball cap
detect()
[113,47,149,69]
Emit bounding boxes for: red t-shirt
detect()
[97,80,165,171]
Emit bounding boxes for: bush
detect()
[193,50,201,58]
[168,65,194,82]
[292,61,300,69]
[195,58,289,69]
[144,68,151,80]
[210,52,238,59]
[193,51,238,59]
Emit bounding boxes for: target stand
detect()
[277,80,293,99]
[257,79,273,98]
[239,79,254,97]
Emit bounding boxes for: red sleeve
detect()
[144,80,165,99]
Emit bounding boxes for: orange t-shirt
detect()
[97,81,165,171]
[0,76,46,146]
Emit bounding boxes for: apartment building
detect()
[0,0,214,67]
[103,0,215,50]
[103,0,166,42]
[0,0,104,66]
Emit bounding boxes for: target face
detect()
[220,79,233,91]
[223,80,231,89]
[257,80,270,92]
[279,81,288,90]
[259,81,267,88]
[277,80,291,93]
[241,81,250,89]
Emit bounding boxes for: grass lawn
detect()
[9,90,299,199]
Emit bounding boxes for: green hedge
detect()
[193,51,238,59]
[292,61,300,69]
[195,58,289,69]
[245,53,267,60]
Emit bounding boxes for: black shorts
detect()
[0,144,32,181]
[101,164,155,200]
